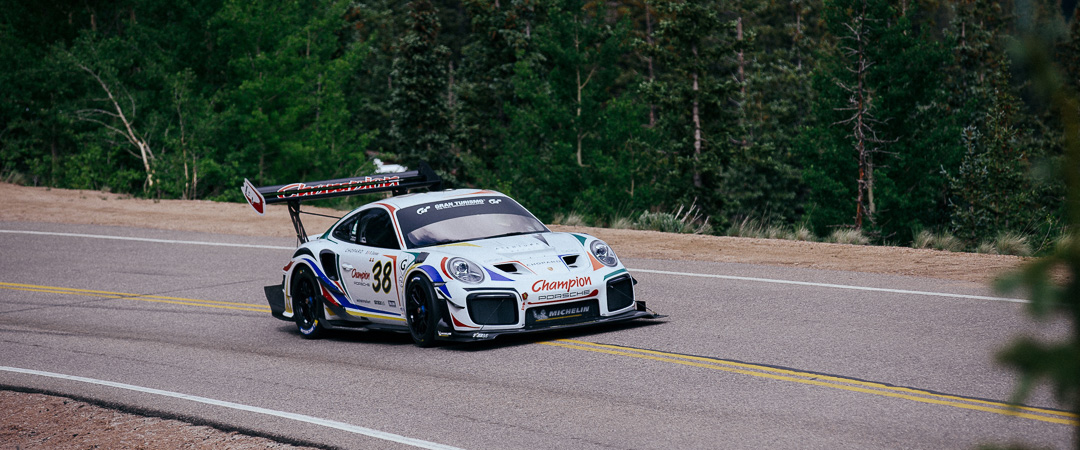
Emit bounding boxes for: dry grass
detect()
[826,229,869,245]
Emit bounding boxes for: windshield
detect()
[395,196,548,248]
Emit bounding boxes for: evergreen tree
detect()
[726,0,822,225]
[944,0,1063,245]
[211,0,370,194]
[493,0,648,220]
[389,0,456,179]
[456,0,539,184]
[640,0,737,222]
[799,0,954,240]
[994,34,1080,450]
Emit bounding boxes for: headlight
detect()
[589,240,618,267]
[448,257,485,284]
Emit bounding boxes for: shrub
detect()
[792,226,817,242]
[993,232,1032,256]
[608,217,635,230]
[635,211,688,233]
[826,228,869,245]
[634,200,712,235]
[912,230,964,252]
[552,212,588,227]
[726,217,766,238]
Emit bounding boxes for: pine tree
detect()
[456,0,539,183]
[718,0,817,225]
[212,0,370,191]
[944,0,1063,244]
[492,0,647,220]
[995,34,1080,450]
[799,0,955,240]
[640,0,737,219]
[389,0,456,178]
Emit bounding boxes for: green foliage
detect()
[389,0,457,179]
[994,26,1080,447]
[211,0,372,191]
[0,0,1074,253]
[633,200,712,234]
[639,0,740,223]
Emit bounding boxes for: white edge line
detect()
[0,366,464,450]
[629,268,1030,304]
[0,229,293,250]
[0,229,1027,304]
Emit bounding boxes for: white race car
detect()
[243,164,659,346]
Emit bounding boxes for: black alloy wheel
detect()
[405,275,442,347]
[292,265,326,339]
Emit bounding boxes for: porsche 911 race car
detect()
[243,163,658,346]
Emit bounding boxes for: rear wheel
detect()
[292,265,326,339]
[405,275,442,347]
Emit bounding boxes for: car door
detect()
[336,208,409,321]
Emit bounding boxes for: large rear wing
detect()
[242,162,442,245]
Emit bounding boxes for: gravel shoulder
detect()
[0,183,1029,449]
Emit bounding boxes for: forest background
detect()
[2,0,1079,252]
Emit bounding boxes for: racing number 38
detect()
[371,260,393,294]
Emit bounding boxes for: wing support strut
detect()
[287,200,308,245]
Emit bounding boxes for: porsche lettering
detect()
[537,289,592,301]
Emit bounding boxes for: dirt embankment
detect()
[0,183,1025,284]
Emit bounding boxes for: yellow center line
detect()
[540,339,1077,426]
[0,282,271,313]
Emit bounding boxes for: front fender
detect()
[407,265,464,308]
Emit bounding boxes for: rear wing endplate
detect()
[242,162,442,245]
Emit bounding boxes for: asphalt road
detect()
[0,221,1074,449]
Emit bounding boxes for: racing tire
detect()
[405,274,443,347]
[292,265,327,339]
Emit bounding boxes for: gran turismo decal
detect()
[532,276,592,293]
[433,199,486,212]
[277,176,400,198]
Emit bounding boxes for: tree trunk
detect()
[692,45,702,189]
[736,16,748,148]
[74,61,155,191]
[645,4,656,128]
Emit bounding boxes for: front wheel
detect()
[405,275,443,347]
[292,265,326,339]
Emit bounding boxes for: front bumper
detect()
[434,300,662,342]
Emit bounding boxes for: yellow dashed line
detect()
[0,282,270,313]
